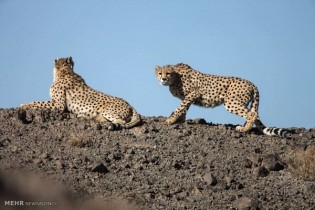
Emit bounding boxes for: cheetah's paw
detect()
[236,125,246,132]
[20,103,31,109]
[165,117,176,125]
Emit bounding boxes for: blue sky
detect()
[0,0,314,128]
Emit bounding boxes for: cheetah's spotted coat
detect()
[21,57,141,130]
[155,63,291,137]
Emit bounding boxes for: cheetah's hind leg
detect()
[235,111,257,132]
[95,112,126,131]
[224,100,257,133]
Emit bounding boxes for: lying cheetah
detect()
[21,57,141,130]
[155,63,291,137]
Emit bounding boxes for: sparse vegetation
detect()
[68,132,90,148]
[287,145,315,181]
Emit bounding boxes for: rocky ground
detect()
[0,108,315,210]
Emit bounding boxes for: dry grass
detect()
[287,144,315,181]
[68,132,90,148]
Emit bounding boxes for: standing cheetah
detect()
[155,63,291,137]
[21,57,141,130]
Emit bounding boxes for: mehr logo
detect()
[4,201,24,206]
[4,200,57,206]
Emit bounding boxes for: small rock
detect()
[113,151,122,160]
[261,154,284,171]
[229,194,237,202]
[173,162,183,170]
[132,126,148,136]
[0,138,11,148]
[237,183,244,190]
[247,154,261,167]
[144,192,155,199]
[55,160,65,169]
[134,163,144,171]
[54,112,65,121]
[16,109,31,124]
[126,148,135,154]
[82,156,90,163]
[41,152,49,159]
[303,182,315,194]
[195,181,204,190]
[281,138,287,145]
[158,200,169,206]
[146,179,154,186]
[185,196,195,202]
[85,180,92,186]
[95,123,102,130]
[91,163,109,174]
[231,132,242,138]
[33,158,42,165]
[243,158,252,168]
[203,172,217,186]
[73,158,82,165]
[40,125,48,130]
[252,166,268,177]
[170,187,183,194]
[254,148,261,153]
[77,123,88,130]
[233,196,253,209]
[195,118,207,124]
[11,146,18,153]
[181,129,191,136]
[215,180,228,190]
[161,189,171,197]
[225,175,234,187]
[149,125,159,133]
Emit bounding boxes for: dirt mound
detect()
[0,108,315,209]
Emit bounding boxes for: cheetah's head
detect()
[155,65,176,86]
[55,57,74,69]
[54,57,74,79]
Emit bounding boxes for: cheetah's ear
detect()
[155,65,161,70]
[66,57,73,63]
[66,57,74,69]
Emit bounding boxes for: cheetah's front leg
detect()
[20,90,67,111]
[166,91,200,124]
[20,100,66,111]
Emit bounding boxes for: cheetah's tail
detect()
[255,119,292,138]
[124,108,142,129]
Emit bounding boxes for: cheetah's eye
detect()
[158,73,162,75]
[166,73,170,76]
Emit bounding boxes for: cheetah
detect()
[20,57,141,130]
[155,63,291,137]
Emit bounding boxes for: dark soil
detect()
[0,108,315,210]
